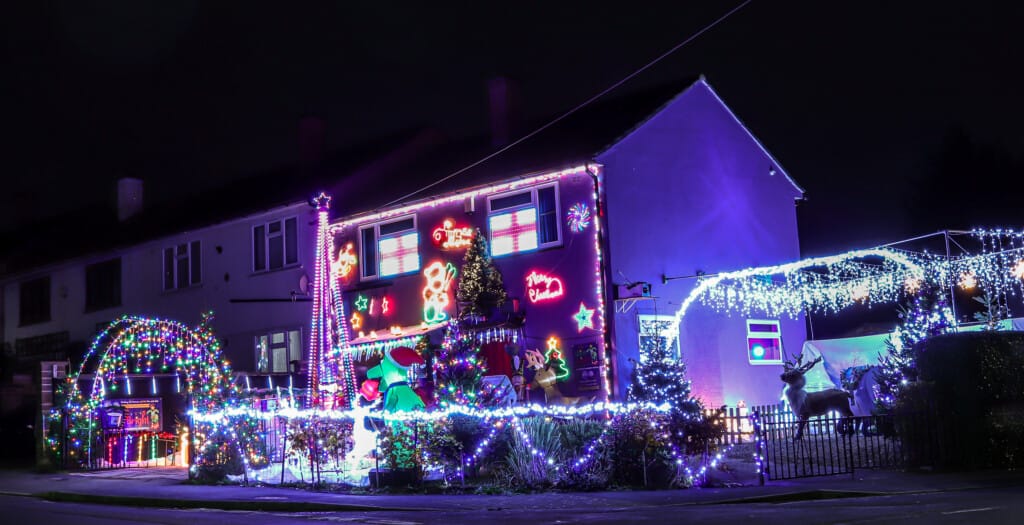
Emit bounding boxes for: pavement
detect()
[2,466,1024,513]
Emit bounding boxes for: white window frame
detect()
[637,314,679,360]
[162,241,201,291]
[486,182,561,257]
[256,328,303,374]
[358,214,420,281]
[746,319,784,365]
[253,216,300,273]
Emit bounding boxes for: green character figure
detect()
[362,346,426,412]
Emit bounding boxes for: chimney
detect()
[117,177,144,221]
[487,77,519,147]
[298,116,325,166]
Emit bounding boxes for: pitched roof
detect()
[325,77,703,218]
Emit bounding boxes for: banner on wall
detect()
[573,342,602,392]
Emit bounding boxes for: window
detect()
[85,258,122,312]
[487,184,560,257]
[637,315,679,360]
[746,319,783,365]
[163,241,201,290]
[19,276,51,326]
[256,329,303,373]
[359,215,420,279]
[253,217,299,272]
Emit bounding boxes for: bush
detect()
[501,417,563,489]
[604,410,675,488]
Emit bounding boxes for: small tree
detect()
[434,324,486,407]
[627,320,712,452]
[457,228,507,319]
[876,289,955,411]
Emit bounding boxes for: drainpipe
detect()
[586,163,616,402]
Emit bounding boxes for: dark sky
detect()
[3,1,1023,255]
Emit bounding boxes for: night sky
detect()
[3,1,1023,255]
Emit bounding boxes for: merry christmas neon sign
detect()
[526,271,564,303]
[432,219,474,250]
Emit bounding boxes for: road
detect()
[3,486,1023,524]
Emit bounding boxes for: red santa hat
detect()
[385,346,425,368]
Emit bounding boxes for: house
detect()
[321,77,806,407]
[1,76,806,421]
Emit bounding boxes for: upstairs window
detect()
[256,328,303,373]
[164,241,201,290]
[359,215,420,279]
[487,184,560,257]
[85,258,122,312]
[254,217,299,272]
[19,276,51,326]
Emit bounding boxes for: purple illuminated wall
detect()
[599,79,805,406]
[332,171,606,400]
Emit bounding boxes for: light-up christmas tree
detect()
[876,289,956,410]
[457,228,507,320]
[628,321,698,414]
[434,324,487,407]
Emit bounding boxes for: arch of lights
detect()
[664,248,929,353]
[66,313,234,416]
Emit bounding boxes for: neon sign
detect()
[382,296,392,316]
[526,271,564,303]
[350,312,363,331]
[333,242,357,281]
[354,295,369,312]
[422,261,458,324]
[432,219,474,250]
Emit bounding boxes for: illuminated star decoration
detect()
[381,296,391,315]
[566,202,592,233]
[546,336,561,356]
[350,312,363,330]
[958,272,977,290]
[573,302,595,332]
[354,295,369,312]
[904,276,922,294]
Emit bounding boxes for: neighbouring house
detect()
[322,76,806,407]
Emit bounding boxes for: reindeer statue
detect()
[524,349,593,406]
[781,354,854,440]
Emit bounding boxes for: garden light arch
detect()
[664,248,928,353]
[66,313,234,416]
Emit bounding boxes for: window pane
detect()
[86,258,121,311]
[379,217,414,236]
[288,330,302,363]
[253,226,266,271]
[285,217,298,264]
[490,191,532,211]
[190,241,202,284]
[272,346,287,373]
[176,253,189,289]
[537,186,558,244]
[19,276,50,325]
[272,332,285,344]
[379,232,419,277]
[268,233,284,270]
[361,227,377,277]
[163,248,174,290]
[268,220,282,234]
[257,336,269,373]
[489,209,538,256]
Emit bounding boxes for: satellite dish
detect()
[299,273,310,294]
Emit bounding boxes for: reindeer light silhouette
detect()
[781,354,854,440]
